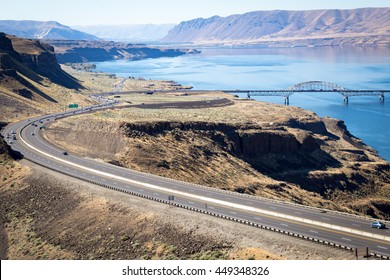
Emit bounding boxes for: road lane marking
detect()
[280,223,289,227]
[18,127,390,243]
[310,230,318,234]
[377,246,388,250]
[342,238,351,241]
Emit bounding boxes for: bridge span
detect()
[223,81,390,105]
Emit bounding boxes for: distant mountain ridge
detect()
[162,8,390,46]
[0,20,99,40]
[73,24,175,42]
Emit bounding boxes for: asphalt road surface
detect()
[2,95,390,258]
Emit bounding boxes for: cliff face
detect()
[0,20,99,40]
[48,40,198,63]
[162,8,390,46]
[0,32,82,97]
[121,121,316,157]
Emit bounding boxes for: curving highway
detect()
[2,94,390,259]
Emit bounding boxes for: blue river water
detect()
[93,47,390,161]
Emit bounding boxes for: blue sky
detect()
[3,0,390,25]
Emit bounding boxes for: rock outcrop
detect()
[48,40,199,63]
[0,32,82,96]
[120,121,326,168]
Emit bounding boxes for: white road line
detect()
[230,211,237,215]
[310,230,318,234]
[342,238,351,241]
[322,217,330,221]
[280,223,289,227]
[18,130,390,242]
[254,217,262,220]
[377,246,388,250]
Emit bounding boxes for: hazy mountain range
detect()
[0,20,98,40]
[73,24,175,42]
[1,8,389,47]
[162,8,390,46]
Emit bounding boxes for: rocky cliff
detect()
[48,40,199,63]
[162,8,390,46]
[121,121,317,157]
[0,32,82,95]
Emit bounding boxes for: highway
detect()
[2,95,390,259]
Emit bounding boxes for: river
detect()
[93,46,390,161]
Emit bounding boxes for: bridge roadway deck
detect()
[2,97,390,258]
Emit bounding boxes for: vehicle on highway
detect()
[62,151,68,155]
[371,221,386,229]
[31,132,35,136]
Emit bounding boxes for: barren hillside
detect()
[162,8,390,46]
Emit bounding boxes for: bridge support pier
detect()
[284,96,289,105]
[343,96,349,104]
[379,93,385,103]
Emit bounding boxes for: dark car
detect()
[371,221,386,229]
[62,151,68,155]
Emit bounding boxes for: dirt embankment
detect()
[0,162,355,260]
[44,102,390,219]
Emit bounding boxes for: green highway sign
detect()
[68,103,79,108]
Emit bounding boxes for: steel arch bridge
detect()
[288,81,347,92]
[224,81,389,104]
